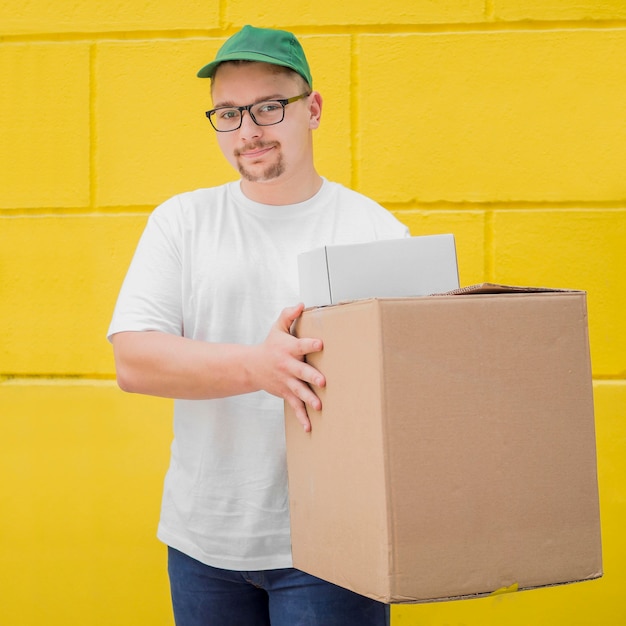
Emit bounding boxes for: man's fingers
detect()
[260,305,325,422]
[286,395,312,432]
[294,337,324,359]
[273,304,323,354]
[294,360,326,389]
[277,303,305,332]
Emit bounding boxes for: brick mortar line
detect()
[484,209,495,281]
[2,204,626,218]
[349,34,359,192]
[385,203,626,211]
[0,207,154,217]
[2,20,626,44]
[0,375,117,386]
[89,43,97,211]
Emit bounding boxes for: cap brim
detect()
[197,52,297,78]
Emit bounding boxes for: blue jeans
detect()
[168,547,390,626]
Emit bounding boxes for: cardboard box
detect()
[297,235,459,308]
[285,285,602,603]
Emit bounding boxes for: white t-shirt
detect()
[108,178,409,571]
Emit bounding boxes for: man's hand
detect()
[111,304,324,428]
[250,303,325,432]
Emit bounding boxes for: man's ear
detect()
[309,92,323,130]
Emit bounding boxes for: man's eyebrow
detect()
[212,94,289,109]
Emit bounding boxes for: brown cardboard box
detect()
[285,285,602,603]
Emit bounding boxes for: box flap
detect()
[439,283,581,296]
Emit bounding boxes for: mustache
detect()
[234,141,279,157]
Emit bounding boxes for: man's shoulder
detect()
[166,182,234,205]
[322,179,380,206]
[150,182,236,218]
[320,179,409,237]
[321,180,400,219]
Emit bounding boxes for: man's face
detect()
[210,62,318,185]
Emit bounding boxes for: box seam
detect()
[579,293,604,563]
[378,300,396,601]
[324,247,333,304]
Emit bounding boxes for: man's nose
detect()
[239,110,262,139]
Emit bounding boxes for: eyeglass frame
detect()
[205,92,311,132]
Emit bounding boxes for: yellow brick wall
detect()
[1,1,624,624]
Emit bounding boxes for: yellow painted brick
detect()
[0,0,218,35]
[0,214,148,375]
[394,209,486,286]
[302,35,352,187]
[96,40,230,207]
[594,382,626,605]
[226,0,485,26]
[491,210,626,378]
[0,43,90,209]
[494,0,626,21]
[95,36,352,206]
[595,381,626,510]
[357,30,626,203]
[0,383,173,625]
[395,381,626,626]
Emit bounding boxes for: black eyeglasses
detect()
[205,92,310,132]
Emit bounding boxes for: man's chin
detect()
[238,162,285,183]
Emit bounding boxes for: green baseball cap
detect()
[197,25,313,86]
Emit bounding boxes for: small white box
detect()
[298,235,459,307]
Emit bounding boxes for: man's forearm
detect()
[111,331,258,400]
[111,305,326,431]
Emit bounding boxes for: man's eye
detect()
[219,109,240,120]
[257,102,281,114]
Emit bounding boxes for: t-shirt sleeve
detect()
[356,193,410,241]
[377,209,410,239]
[331,182,410,241]
[107,197,184,341]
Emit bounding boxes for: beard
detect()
[235,141,284,182]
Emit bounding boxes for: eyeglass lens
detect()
[210,101,285,132]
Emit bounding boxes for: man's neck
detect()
[239,171,323,206]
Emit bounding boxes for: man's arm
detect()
[111,303,324,431]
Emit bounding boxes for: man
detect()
[108,25,408,626]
